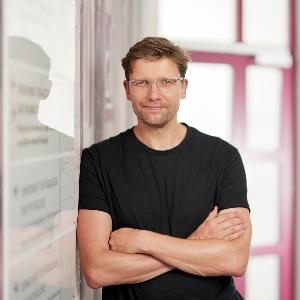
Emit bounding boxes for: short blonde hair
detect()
[121,37,190,80]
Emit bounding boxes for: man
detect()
[77,37,251,300]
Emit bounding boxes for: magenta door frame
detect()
[188,50,295,299]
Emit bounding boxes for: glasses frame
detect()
[127,77,185,92]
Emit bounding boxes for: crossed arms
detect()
[77,206,251,289]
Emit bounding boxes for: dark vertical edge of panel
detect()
[292,0,300,297]
[75,0,83,298]
[236,0,243,43]
[78,0,83,152]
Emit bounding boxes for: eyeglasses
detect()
[127,77,184,93]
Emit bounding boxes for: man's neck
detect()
[133,121,187,151]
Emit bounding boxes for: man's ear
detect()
[123,80,131,101]
[179,79,188,99]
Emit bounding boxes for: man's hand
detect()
[188,206,247,241]
[109,227,142,254]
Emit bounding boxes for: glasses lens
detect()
[129,78,182,93]
[159,79,178,88]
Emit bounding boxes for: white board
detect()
[4,1,78,299]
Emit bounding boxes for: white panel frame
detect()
[158,0,236,43]
[245,161,280,247]
[246,255,280,300]
[243,0,289,47]
[246,66,282,152]
[178,62,233,142]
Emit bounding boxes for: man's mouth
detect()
[143,105,166,110]
[146,107,164,112]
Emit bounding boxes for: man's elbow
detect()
[84,268,109,289]
[211,249,249,277]
[231,261,247,277]
[198,256,248,277]
[229,235,251,277]
[229,253,249,277]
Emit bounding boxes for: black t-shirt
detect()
[79,124,249,300]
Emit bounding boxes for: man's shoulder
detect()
[83,128,132,158]
[188,125,237,155]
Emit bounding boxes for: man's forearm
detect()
[137,230,250,277]
[83,249,173,288]
[108,208,251,278]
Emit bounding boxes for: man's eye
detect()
[161,79,176,85]
[135,80,148,87]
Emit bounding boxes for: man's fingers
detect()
[224,229,247,241]
[206,206,218,220]
[190,209,247,241]
[220,224,247,239]
[215,212,242,224]
[219,217,244,230]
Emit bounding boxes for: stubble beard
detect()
[133,106,171,128]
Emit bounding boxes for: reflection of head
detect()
[9,36,52,100]
[9,36,50,72]
[121,36,190,80]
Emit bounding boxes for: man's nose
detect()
[147,81,162,99]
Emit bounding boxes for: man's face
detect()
[124,57,188,128]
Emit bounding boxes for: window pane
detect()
[246,66,282,152]
[158,0,236,42]
[178,63,233,142]
[245,161,280,247]
[243,0,289,47]
[246,255,280,300]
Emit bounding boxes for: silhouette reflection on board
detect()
[10,36,73,157]
[9,36,75,299]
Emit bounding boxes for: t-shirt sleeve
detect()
[78,147,110,214]
[215,147,250,212]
